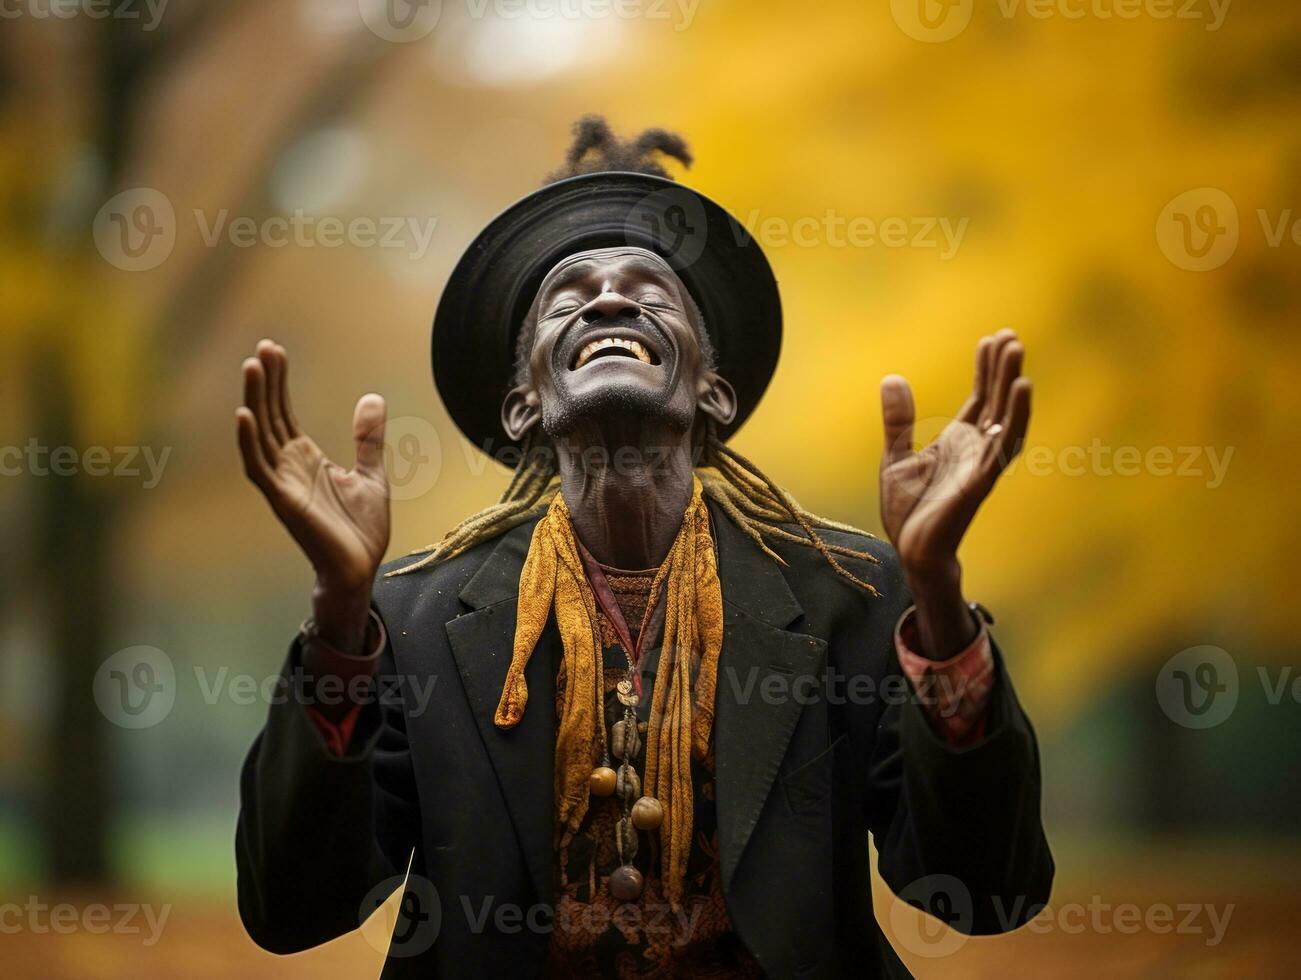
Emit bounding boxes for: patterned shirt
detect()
[543,566,761,978]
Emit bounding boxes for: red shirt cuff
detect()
[303,609,386,755]
[895,606,995,746]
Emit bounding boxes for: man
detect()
[235,116,1052,978]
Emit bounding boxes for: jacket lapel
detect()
[708,500,827,892]
[444,517,557,906]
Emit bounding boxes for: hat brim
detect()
[432,171,781,462]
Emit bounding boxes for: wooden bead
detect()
[631,796,663,830]
[616,765,640,802]
[609,865,644,902]
[589,766,617,797]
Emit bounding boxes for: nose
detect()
[579,291,640,323]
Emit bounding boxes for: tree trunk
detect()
[33,345,116,883]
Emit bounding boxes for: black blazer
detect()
[236,501,1053,978]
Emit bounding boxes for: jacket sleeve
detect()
[860,558,1054,935]
[235,607,420,953]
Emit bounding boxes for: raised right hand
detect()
[236,340,390,651]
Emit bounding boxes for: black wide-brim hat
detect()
[432,171,781,461]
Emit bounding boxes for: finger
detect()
[257,339,290,444]
[236,407,274,491]
[976,329,1017,427]
[242,357,279,463]
[274,343,301,437]
[955,334,995,424]
[353,393,387,475]
[982,338,1023,430]
[880,375,916,466]
[992,377,1032,470]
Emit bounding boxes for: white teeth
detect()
[575,337,653,368]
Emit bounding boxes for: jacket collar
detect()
[457,516,539,610]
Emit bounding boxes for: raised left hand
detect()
[878,329,1031,657]
[880,329,1031,572]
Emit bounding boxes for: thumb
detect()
[352,393,387,475]
[880,375,915,466]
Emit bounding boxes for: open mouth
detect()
[571,336,660,370]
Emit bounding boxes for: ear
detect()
[696,371,737,427]
[501,384,542,441]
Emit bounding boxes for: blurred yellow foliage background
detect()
[2,0,1299,976]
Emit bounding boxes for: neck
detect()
[553,415,696,570]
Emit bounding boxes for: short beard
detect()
[540,382,693,442]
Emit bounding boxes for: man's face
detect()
[507,247,728,440]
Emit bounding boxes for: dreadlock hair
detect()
[389,117,882,593]
[545,113,693,183]
[389,423,880,593]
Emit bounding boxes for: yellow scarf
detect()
[493,476,724,905]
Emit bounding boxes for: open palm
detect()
[236,341,390,593]
[879,329,1031,570]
